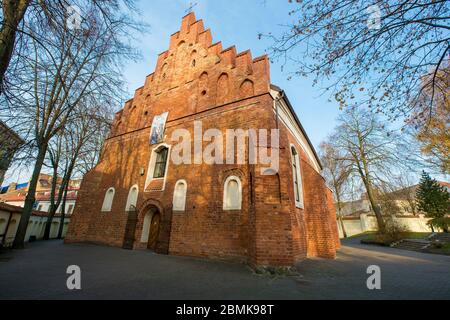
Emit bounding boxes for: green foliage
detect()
[416,171,450,221]
[376,216,411,244]
[428,217,450,233]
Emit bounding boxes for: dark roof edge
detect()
[0,120,25,144]
[270,84,323,170]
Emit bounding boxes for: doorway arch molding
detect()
[137,198,165,219]
[135,198,171,254]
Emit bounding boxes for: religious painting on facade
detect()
[150,112,169,145]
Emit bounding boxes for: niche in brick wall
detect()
[216,73,230,105]
[262,173,281,204]
[197,71,209,110]
[239,79,254,99]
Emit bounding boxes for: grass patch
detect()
[358,232,431,246]
[402,232,432,239]
[347,232,377,239]
[443,243,450,253]
[359,232,430,241]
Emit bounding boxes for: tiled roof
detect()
[146,179,164,192]
[0,202,57,217]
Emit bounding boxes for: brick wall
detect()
[65,12,338,267]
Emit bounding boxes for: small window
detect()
[153,147,169,178]
[291,146,304,208]
[173,180,187,211]
[223,176,242,210]
[101,188,115,212]
[125,185,139,211]
[192,59,196,67]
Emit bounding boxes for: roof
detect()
[0,183,29,194]
[0,202,56,217]
[0,120,25,145]
[0,188,78,203]
[439,181,450,188]
[0,190,27,202]
[270,84,323,170]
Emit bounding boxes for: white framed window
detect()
[291,145,304,208]
[125,185,139,211]
[101,187,115,212]
[173,180,187,211]
[145,144,171,192]
[223,176,242,210]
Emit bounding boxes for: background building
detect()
[0,173,81,215]
[0,174,80,246]
[337,181,450,237]
[0,121,24,186]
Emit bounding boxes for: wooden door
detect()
[147,213,161,250]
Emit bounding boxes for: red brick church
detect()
[65,13,340,267]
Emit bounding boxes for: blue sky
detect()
[4,0,342,185]
[124,0,341,148]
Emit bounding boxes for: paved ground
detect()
[0,239,449,300]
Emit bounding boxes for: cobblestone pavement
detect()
[0,239,449,300]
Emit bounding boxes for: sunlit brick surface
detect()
[65,13,339,266]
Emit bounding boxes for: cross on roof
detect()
[185,1,198,14]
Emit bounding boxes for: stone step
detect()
[392,239,430,251]
[429,233,450,242]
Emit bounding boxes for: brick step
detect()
[392,240,430,251]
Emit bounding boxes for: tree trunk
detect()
[335,192,347,238]
[363,178,385,233]
[357,135,386,233]
[57,186,68,239]
[338,213,347,238]
[0,0,30,93]
[12,145,47,249]
[43,166,60,240]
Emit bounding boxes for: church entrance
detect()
[147,212,161,250]
[138,200,169,254]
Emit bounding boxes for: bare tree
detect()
[72,103,112,177]
[42,132,66,240]
[0,0,30,93]
[319,142,352,238]
[265,0,450,123]
[1,1,139,249]
[54,102,111,239]
[329,107,411,232]
[0,0,140,94]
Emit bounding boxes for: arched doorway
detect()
[141,206,161,250]
[140,206,161,251]
[136,199,169,253]
[147,211,161,250]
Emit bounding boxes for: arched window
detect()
[153,147,169,179]
[291,146,304,208]
[125,185,139,211]
[173,180,187,211]
[223,176,242,210]
[101,187,115,212]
